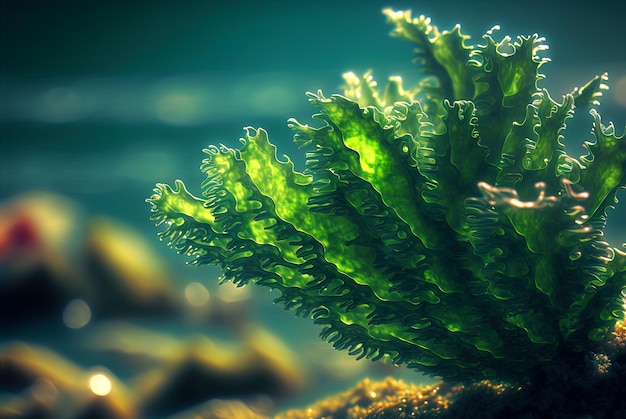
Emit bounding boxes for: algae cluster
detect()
[149,8,626,385]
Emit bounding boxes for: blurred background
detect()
[1,0,625,417]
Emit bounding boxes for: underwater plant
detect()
[148,9,626,383]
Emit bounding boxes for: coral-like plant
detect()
[148,9,626,383]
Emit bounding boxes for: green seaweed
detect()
[148,9,626,383]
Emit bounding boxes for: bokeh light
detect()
[62,299,91,329]
[89,372,112,397]
[184,281,210,306]
[217,281,251,303]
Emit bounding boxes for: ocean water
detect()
[1,1,625,417]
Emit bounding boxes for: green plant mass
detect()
[148,9,626,383]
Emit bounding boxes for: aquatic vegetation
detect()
[148,9,626,383]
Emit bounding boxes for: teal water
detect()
[1,1,625,417]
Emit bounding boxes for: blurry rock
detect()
[0,193,89,332]
[72,397,132,419]
[0,342,134,418]
[82,321,183,371]
[137,326,303,417]
[0,192,83,262]
[0,378,60,419]
[169,398,272,419]
[83,217,181,317]
[0,342,83,395]
[72,370,135,419]
[69,364,135,419]
[0,193,182,332]
[0,258,87,332]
